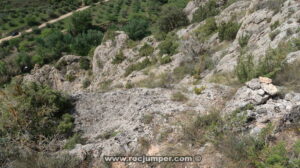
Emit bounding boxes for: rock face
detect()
[224,77,300,135]
[24,55,88,94]
[70,84,233,162]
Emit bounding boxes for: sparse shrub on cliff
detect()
[171,92,188,102]
[238,34,251,48]
[112,51,126,64]
[158,33,179,56]
[124,58,152,76]
[235,54,256,83]
[157,5,188,32]
[139,43,154,57]
[192,0,219,23]
[255,0,284,14]
[218,21,240,41]
[194,17,218,42]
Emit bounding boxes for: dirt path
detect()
[0,5,91,44]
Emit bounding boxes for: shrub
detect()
[112,52,126,64]
[192,0,219,23]
[124,58,152,76]
[11,153,80,168]
[171,92,188,102]
[82,79,91,88]
[173,62,197,81]
[139,43,154,57]
[68,10,92,36]
[256,143,288,168]
[157,5,188,32]
[194,86,206,95]
[70,30,103,56]
[79,57,90,70]
[270,20,280,30]
[57,114,74,134]
[123,17,150,40]
[235,54,256,83]
[238,34,251,48]
[256,43,290,78]
[218,21,240,41]
[255,0,284,13]
[97,130,119,140]
[158,33,179,56]
[269,30,280,41]
[0,61,7,75]
[0,82,72,147]
[182,111,223,145]
[26,16,39,26]
[64,134,84,150]
[16,52,33,72]
[142,114,154,124]
[194,17,218,41]
[274,60,300,92]
[66,74,76,82]
[160,55,172,64]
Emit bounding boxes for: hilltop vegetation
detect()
[0,0,83,37]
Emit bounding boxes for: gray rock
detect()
[246,78,261,90]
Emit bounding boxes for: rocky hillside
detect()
[2,0,300,167]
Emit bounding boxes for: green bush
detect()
[194,86,206,95]
[235,54,256,83]
[57,114,74,134]
[171,92,188,102]
[68,10,92,36]
[79,57,90,70]
[139,43,154,57]
[269,30,280,41]
[11,153,80,168]
[112,51,126,64]
[0,82,72,146]
[192,0,219,23]
[123,17,150,40]
[158,33,179,56]
[0,61,7,75]
[236,41,298,83]
[256,43,291,78]
[82,79,91,88]
[124,58,152,76]
[157,5,188,32]
[270,20,280,30]
[218,21,240,41]
[182,111,223,145]
[194,17,218,41]
[274,60,300,92]
[159,55,172,64]
[64,134,84,150]
[238,34,251,48]
[66,74,76,82]
[70,30,103,56]
[255,0,284,13]
[26,16,39,26]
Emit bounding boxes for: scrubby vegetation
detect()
[194,17,218,42]
[192,0,219,23]
[0,80,76,167]
[236,38,300,83]
[218,21,240,41]
[158,33,179,56]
